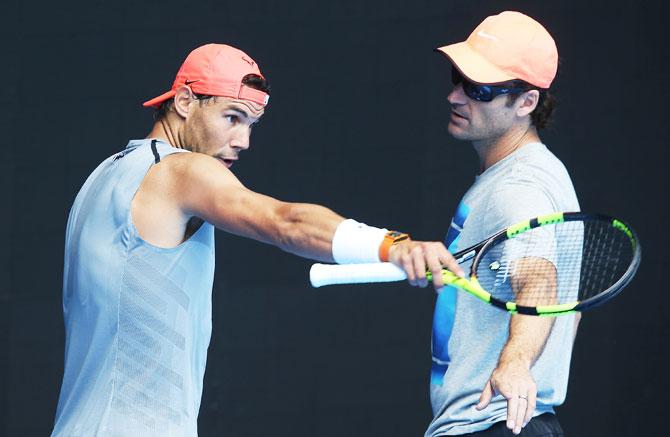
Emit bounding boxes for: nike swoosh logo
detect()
[477,30,499,41]
[185,79,199,85]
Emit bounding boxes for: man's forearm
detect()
[272,202,345,262]
[500,257,557,368]
[270,202,465,289]
[498,315,554,370]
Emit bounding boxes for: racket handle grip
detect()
[310,263,407,288]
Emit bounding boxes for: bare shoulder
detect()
[145,151,255,222]
[146,151,243,194]
[132,152,245,246]
[153,151,233,179]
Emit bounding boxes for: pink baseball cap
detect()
[143,43,270,108]
[436,11,558,89]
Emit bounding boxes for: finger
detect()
[514,395,526,435]
[411,246,428,288]
[392,244,418,286]
[524,389,537,427]
[425,246,446,290]
[506,388,519,433]
[437,246,465,277]
[402,252,418,286]
[475,380,493,410]
[390,242,419,286]
[437,253,462,287]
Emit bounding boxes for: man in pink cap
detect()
[51,43,462,436]
[426,12,579,436]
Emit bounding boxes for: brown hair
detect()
[506,87,556,130]
[154,74,270,121]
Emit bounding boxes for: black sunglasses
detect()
[451,68,530,102]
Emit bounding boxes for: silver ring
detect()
[518,394,528,400]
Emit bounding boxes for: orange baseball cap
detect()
[436,11,558,89]
[143,43,269,108]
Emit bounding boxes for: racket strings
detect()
[581,222,608,299]
[580,221,631,300]
[475,220,634,307]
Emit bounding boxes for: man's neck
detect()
[473,124,540,173]
[146,116,185,150]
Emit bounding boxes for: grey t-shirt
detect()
[426,143,580,436]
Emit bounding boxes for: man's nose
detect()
[447,83,467,106]
[230,126,251,150]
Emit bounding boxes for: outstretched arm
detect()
[156,152,463,288]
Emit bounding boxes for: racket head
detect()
[469,212,641,316]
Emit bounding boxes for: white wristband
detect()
[332,219,387,264]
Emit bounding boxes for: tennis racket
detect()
[310,212,641,316]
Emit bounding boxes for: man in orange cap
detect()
[51,43,463,436]
[426,12,579,436]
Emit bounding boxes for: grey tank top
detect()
[53,139,215,436]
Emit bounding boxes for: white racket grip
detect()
[309,262,407,288]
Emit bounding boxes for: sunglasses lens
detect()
[463,83,493,102]
[451,67,494,102]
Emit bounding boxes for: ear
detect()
[172,86,195,119]
[515,89,540,118]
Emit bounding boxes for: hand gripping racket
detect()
[310,212,641,316]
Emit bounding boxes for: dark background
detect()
[1,0,667,436]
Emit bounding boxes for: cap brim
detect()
[142,89,177,108]
[436,42,515,85]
